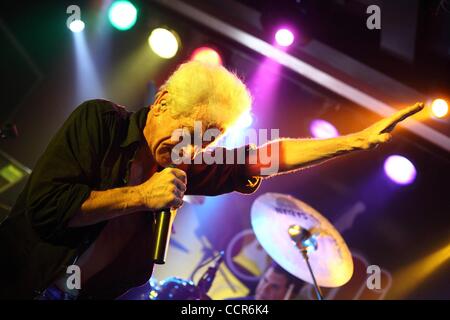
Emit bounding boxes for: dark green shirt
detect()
[0,99,261,299]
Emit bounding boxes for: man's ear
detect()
[151,91,168,116]
[152,103,166,116]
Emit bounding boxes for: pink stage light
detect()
[275,28,294,47]
[384,155,417,185]
[190,47,222,66]
[310,119,339,139]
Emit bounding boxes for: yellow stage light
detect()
[431,98,448,118]
[148,28,180,59]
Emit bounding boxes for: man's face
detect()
[144,92,223,167]
[254,267,290,300]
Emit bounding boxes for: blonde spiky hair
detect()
[157,61,252,130]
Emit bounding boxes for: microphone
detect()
[197,251,225,295]
[151,165,182,264]
[151,208,175,264]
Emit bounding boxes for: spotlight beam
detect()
[73,32,104,102]
[155,0,450,152]
[387,240,450,299]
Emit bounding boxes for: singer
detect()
[0,61,422,300]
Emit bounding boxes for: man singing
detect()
[0,61,423,299]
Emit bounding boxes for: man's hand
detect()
[352,102,424,150]
[135,168,187,211]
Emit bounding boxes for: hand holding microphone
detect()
[135,166,187,264]
[136,167,187,210]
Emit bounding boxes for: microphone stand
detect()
[197,251,225,299]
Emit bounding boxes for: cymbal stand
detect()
[288,225,324,301]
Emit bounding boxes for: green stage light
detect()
[108,1,137,31]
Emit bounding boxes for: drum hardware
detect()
[251,193,354,300]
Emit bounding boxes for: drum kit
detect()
[149,192,354,300]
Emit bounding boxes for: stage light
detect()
[69,20,85,33]
[431,98,448,118]
[388,241,450,299]
[235,112,254,129]
[275,28,294,47]
[216,112,254,149]
[148,28,179,59]
[310,119,339,139]
[108,1,137,31]
[260,1,310,46]
[190,47,222,66]
[384,155,416,185]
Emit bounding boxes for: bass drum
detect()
[149,277,211,300]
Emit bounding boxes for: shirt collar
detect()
[120,107,150,148]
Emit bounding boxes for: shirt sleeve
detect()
[25,100,115,242]
[185,144,262,196]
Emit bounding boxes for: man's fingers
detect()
[381,102,424,133]
[169,197,184,209]
[367,133,391,149]
[378,133,392,143]
[391,102,424,122]
[169,168,187,184]
[172,187,184,201]
[173,177,187,193]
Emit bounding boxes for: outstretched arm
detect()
[248,103,424,177]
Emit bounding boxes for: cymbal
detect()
[251,193,353,288]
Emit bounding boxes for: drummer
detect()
[232,262,304,300]
[255,262,304,300]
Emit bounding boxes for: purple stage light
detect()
[384,155,417,185]
[275,28,294,47]
[310,119,339,139]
